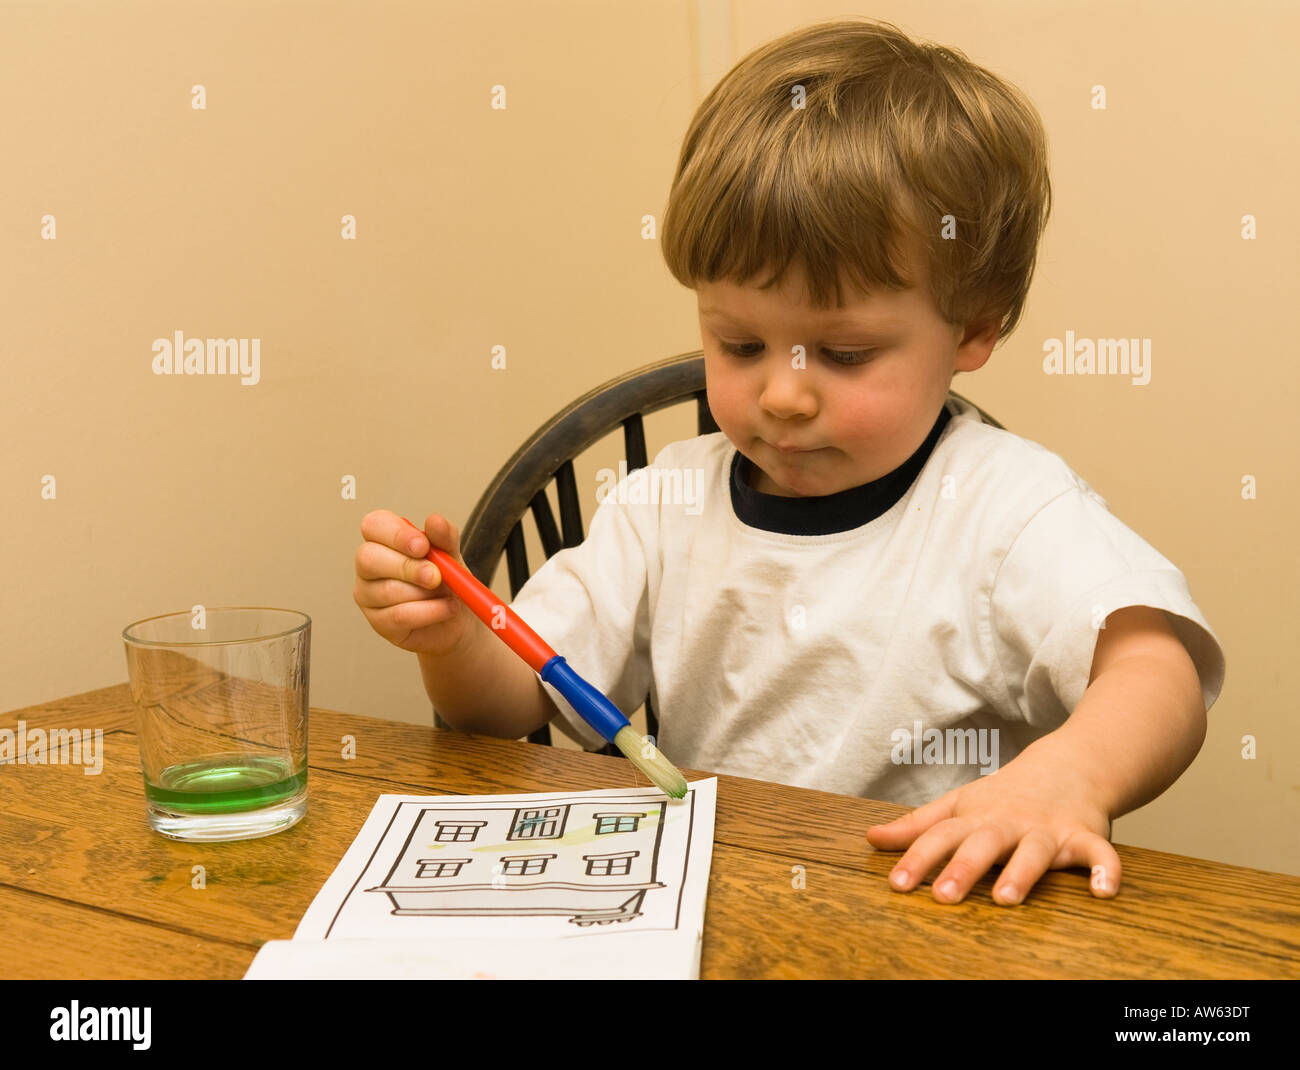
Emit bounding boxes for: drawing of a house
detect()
[365,794,669,926]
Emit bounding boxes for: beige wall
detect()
[3,1,1295,876]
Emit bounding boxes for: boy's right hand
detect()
[353,510,475,658]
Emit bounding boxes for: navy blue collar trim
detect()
[729,404,953,535]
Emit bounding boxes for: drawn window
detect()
[509,806,566,840]
[498,853,557,876]
[434,820,487,843]
[583,851,638,877]
[415,858,470,878]
[594,812,646,834]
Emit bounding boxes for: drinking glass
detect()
[122,607,309,841]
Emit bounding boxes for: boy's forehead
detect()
[697,277,912,328]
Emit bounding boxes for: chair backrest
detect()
[446,349,1005,750]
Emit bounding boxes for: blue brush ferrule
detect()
[539,655,630,743]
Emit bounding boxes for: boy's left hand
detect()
[865,746,1119,906]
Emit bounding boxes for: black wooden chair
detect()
[435,349,1005,755]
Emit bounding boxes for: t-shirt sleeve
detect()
[988,484,1226,731]
[505,470,656,751]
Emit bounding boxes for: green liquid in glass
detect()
[145,754,306,814]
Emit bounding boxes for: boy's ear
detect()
[954,319,999,373]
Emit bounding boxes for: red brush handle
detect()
[400,517,556,673]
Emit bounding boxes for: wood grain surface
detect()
[2,684,1297,979]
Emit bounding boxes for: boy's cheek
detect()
[704,382,750,432]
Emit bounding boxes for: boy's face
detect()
[697,250,998,498]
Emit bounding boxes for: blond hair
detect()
[661,17,1051,344]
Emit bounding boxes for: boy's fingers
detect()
[1053,831,1121,897]
[886,817,969,892]
[866,791,956,846]
[360,509,422,556]
[419,513,462,559]
[386,513,464,562]
[391,514,427,556]
[360,596,460,648]
[1083,839,1122,897]
[865,818,912,849]
[355,577,438,613]
[991,828,1058,905]
[927,822,1026,903]
[356,542,440,590]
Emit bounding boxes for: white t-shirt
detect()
[508,396,1226,806]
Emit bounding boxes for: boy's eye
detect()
[720,341,765,358]
[718,341,873,365]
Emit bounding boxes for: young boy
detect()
[355,18,1224,906]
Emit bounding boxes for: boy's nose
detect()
[758,361,818,419]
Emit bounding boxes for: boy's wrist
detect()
[417,616,490,719]
[1016,730,1118,832]
[1024,652,1206,823]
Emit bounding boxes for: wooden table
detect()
[2,684,1298,980]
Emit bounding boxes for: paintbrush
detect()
[400,517,688,799]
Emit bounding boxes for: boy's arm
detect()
[1036,605,1206,818]
[419,613,562,739]
[866,605,1207,904]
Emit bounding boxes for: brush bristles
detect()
[613,726,688,798]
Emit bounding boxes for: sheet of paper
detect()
[243,931,701,980]
[245,777,716,979]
